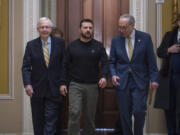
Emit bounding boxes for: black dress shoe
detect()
[108,129,121,135]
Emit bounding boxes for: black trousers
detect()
[31,96,61,135]
[165,75,180,135]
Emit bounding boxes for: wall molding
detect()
[156,3,162,68]
[0,133,18,135]
[0,0,14,99]
[129,0,148,32]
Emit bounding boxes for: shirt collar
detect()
[129,29,135,39]
[178,30,180,37]
[41,36,51,46]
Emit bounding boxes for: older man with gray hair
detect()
[109,14,158,135]
[22,17,65,135]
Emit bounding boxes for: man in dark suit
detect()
[109,14,159,135]
[154,15,180,135]
[22,17,65,135]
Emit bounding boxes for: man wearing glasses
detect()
[109,14,158,135]
[22,17,65,135]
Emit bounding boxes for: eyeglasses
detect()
[118,24,131,30]
[39,26,51,29]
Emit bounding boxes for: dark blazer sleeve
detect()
[22,42,32,86]
[157,32,172,58]
[109,38,117,77]
[60,45,71,86]
[55,38,66,87]
[99,43,109,79]
[157,30,177,76]
[146,34,158,82]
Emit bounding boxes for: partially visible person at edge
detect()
[51,27,64,135]
[60,18,109,135]
[109,14,159,135]
[154,14,180,135]
[22,17,65,135]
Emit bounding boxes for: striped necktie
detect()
[43,41,49,67]
[128,37,133,60]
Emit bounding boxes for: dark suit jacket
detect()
[22,36,65,97]
[109,30,158,90]
[154,27,180,112]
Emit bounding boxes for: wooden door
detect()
[56,0,129,129]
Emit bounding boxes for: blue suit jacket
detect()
[109,30,158,90]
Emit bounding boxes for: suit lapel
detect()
[131,30,141,61]
[36,38,47,68]
[49,37,55,67]
[120,37,129,62]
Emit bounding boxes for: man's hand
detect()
[168,44,180,53]
[99,78,107,88]
[60,85,68,96]
[151,82,159,90]
[112,75,120,86]
[25,85,33,98]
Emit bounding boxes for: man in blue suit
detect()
[109,14,159,135]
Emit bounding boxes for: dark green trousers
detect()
[68,81,99,135]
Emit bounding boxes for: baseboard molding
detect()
[0,134,17,135]
[144,133,166,135]
[22,132,167,135]
[0,132,166,135]
[0,132,33,135]
[22,132,33,135]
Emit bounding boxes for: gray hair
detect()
[120,14,135,25]
[37,17,53,28]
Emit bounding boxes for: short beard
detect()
[81,32,93,40]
